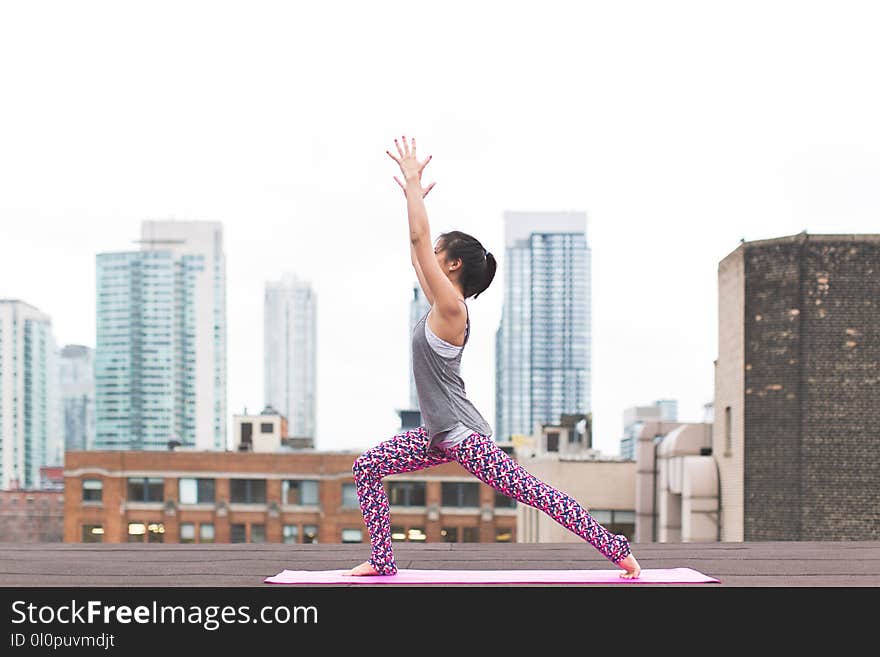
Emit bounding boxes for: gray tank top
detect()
[412,301,493,448]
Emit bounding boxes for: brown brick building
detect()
[716,232,880,540]
[0,489,65,542]
[64,449,517,544]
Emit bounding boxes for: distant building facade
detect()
[495,211,592,443]
[232,406,314,452]
[59,344,96,452]
[409,283,431,411]
[620,400,679,460]
[64,450,517,544]
[512,413,594,459]
[0,489,65,542]
[96,220,227,451]
[0,300,62,490]
[264,274,317,441]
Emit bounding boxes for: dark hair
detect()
[437,230,497,299]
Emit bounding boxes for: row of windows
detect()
[83,478,518,509]
[80,521,320,544]
[81,522,513,544]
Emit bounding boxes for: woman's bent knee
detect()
[352,452,376,481]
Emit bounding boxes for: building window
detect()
[147,522,164,543]
[341,483,359,509]
[199,523,215,544]
[179,478,215,504]
[591,510,612,523]
[341,529,363,543]
[230,479,266,504]
[387,481,426,506]
[282,525,298,544]
[303,525,318,544]
[127,477,164,503]
[250,524,266,543]
[441,482,479,507]
[495,528,513,542]
[82,525,103,543]
[546,432,560,452]
[231,524,247,543]
[494,490,517,509]
[440,527,458,543]
[128,522,146,542]
[590,509,635,538]
[241,422,253,447]
[260,422,273,433]
[82,479,103,503]
[282,480,319,505]
[462,527,479,543]
[724,406,732,455]
[180,522,196,544]
[390,525,426,542]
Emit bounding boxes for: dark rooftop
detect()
[2,541,878,587]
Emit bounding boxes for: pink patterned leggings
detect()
[352,426,632,575]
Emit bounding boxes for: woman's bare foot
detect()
[343,561,380,576]
[618,553,641,579]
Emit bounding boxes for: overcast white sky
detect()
[2,1,879,456]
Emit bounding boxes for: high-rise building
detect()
[95,220,227,451]
[716,232,880,541]
[0,300,62,489]
[408,283,431,411]
[264,274,317,440]
[495,211,591,443]
[141,220,227,449]
[59,344,96,452]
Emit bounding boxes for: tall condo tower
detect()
[264,274,317,440]
[495,211,591,443]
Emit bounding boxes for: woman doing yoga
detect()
[345,136,641,579]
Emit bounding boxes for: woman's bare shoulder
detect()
[426,300,467,346]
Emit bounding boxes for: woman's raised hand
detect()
[387,135,435,198]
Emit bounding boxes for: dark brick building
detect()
[716,232,880,540]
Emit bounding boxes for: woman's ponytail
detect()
[473,251,496,299]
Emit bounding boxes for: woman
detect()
[345,135,641,579]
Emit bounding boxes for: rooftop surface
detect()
[1,540,877,587]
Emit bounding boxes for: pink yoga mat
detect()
[264,567,719,585]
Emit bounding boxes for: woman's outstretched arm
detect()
[411,242,434,306]
[387,135,461,317]
[388,135,434,243]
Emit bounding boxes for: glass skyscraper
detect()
[0,300,62,489]
[95,220,227,451]
[495,211,592,442]
[264,274,317,440]
[59,344,96,452]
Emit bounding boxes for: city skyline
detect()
[2,2,879,455]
